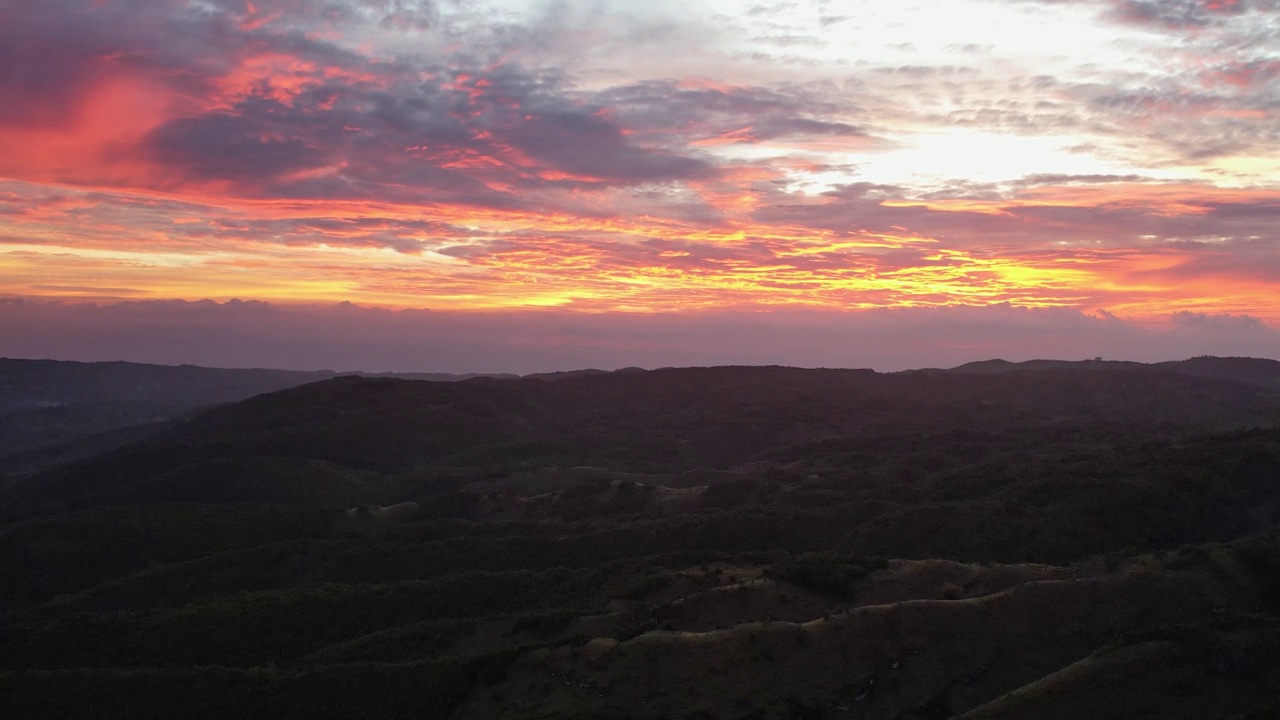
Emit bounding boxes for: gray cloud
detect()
[1108,0,1250,29]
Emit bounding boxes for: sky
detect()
[1,0,1279,372]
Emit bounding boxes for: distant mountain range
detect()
[945,355,1280,386]
[4,355,1278,473]
[0,358,517,471]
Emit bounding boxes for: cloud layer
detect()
[0,0,1277,369]
[3,298,1278,373]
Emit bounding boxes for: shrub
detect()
[767,553,887,601]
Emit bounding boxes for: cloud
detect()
[1171,310,1269,329]
[0,0,1277,329]
[143,110,330,186]
[0,1,729,200]
[1107,0,1249,29]
[504,110,714,184]
[595,79,878,148]
[1,298,1277,374]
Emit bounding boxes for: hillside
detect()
[0,358,517,474]
[3,360,1280,718]
[0,359,334,466]
[946,356,1280,387]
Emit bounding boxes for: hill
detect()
[0,358,328,460]
[0,358,517,474]
[947,356,1280,387]
[3,360,1280,718]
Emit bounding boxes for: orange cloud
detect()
[2,1,1277,335]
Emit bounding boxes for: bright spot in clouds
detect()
[857,131,1139,186]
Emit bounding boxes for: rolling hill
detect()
[0,358,515,476]
[3,358,1280,718]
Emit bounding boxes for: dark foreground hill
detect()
[4,360,1280,719]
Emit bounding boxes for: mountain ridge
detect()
[4,357,1280,718]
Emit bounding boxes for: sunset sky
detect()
[2,0,1278,371]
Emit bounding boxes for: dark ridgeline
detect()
[3,357,1280,719]
[0,359,516,476]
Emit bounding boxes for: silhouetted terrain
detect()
[3,358,1280,718]
[948,355,1280,387]
[0,359,516,475]
[0,359,330,463]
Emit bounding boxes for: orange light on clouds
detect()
[2,174,1277,323]
[1,0,1277,337]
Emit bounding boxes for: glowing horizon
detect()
[2,0,1279,340]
